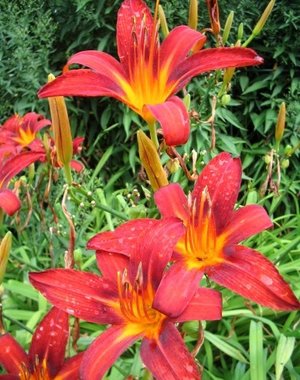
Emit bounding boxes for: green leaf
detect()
[249,321,266,380]
[204,331,248,363]
[275,334,295,380]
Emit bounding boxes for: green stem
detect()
[63,163,72,185]
[148,122,159,150]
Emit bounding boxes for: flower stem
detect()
[63,162,73,185]
[148,122,159,150]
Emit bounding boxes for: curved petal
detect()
[55,353,84,380]
[29,269,122,324]
[80,325,141,379]
[0,333,29,375]
[222,204,273,245]
[192,152,242,231]
[147,96,190,146]
[154,183,189,222]
[117,0,153,69]
[65,50,127,80]
[87,218,158,255]
[29,308,69,377]
[207,246,300,310]
[38,70,125,101]
[175,288,222,322]
[0,375,20,379]
[0,190,20,216]
[0,151,44,187]
[70,160,84,173]
[96,251,129,282]
[141,321,200,380]
[130,218,185,290]
[160,26,206,76]
[169,47,263,91]
[154,261,203,317]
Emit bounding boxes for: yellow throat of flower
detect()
[176,188,225,270]
[13,127,36,147]
[19,358,51,380]
[117,265,166,340]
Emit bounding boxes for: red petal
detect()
[29,269,122,324]
[72,137,84,154]
[147,96,190,146]
[0,190,20,216]
[55,353,84,380]
[80,325,140,379]
[38,70,125,100]
[141,322,200,380]
[96,251,129,281]
[0,151,43,187]
[222,204,273,245]
[160,26,206,78]
[70,160,84,173]
[129,218,185,290]
[154,261,203,317]
[117,0,153,70]
[87,218,158,255]
[192,152,242,231]
[65,50,127,79]
[207,246,300,310]
[0,333,29,374]
[28,308,69,377]
[170,47,263,91]
[0,375,20,379]
[154,183,189,222]
[175,288,222,322]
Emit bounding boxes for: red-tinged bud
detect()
[0,231,12,284]
[188,0,198,30]
[47,73,73,184]
[137,130,168,191]
[206,0,220,35]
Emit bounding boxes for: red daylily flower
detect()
[0,113,50,156]
[0,151,44,215]
[152,152,300,314]
[38,0,263,146]
[30,219,222,380]
[0,307,83,379]
[29,136,85,173]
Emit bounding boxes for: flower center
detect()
[19,359,51,380]
[13,127,36,147]
[117,265,166,340]
[176,189,225,269]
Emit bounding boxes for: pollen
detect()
[117,265,166,340]
[19,358,51,380]
[176,189,225,269]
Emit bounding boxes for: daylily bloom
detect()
[0,307,83,379]
[30,219,222,380]
[0,151,44,215]
[0,113,50,157]
[153,152,300,315]
[38,0,263,146]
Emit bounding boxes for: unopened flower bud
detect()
[275,102,286,144]
[237,22,244,41]
[137,130,168,191]
[188,0,198,30]
[47,73,73,184]
[206,0,220,35]
[221,94,231,106]
[0,232,12,284]
[223,11,234,44]
[284,145,293,157]
[281,159,289,169]
[183,93,191,111]
[158,5,169,37]
[264,154,271,164]
[253,0,275,37]
[166,158,180,174]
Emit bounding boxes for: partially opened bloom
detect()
[0,151,44,215]
[153,152,300,314]
[30,219,222,379]
[0,113,50,157]
[0,307,83,379]
[38,0,263,146]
